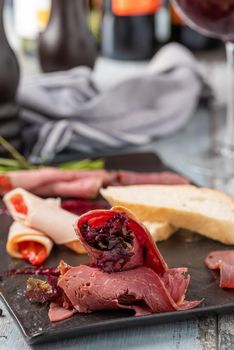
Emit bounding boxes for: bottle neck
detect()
[50,0,87,27]
[103,0,112,12]
[50,0,87,21]
[0,0,4,32]
[0,0,3,16]
[0,0,8,42]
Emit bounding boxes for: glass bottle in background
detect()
[169,2,220,51]
[13,0,50,56]
[38,0,97,72]
[102,0,162,60]
[0,0,19,103]
[0,0,21,154]
[154,0,171,47]
[88,0,102,48]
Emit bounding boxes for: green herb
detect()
[0,158,21,166]
[0,136,32,169]
[58,158,104,170]
[0,137,105,172]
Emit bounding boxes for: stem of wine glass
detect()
[223,42,234,154]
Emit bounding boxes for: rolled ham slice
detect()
[205,250,234,270]
[32,177,103,199]
[3,188,85,254]
[116,171,189,186]
[0,167,189,199]
[205,250,234,288]
[7,221,53,261]
[0,168,113,198]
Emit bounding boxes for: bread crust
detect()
[101,185,234,245]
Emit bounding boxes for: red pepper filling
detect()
[17,241,47,266]
[0,175,13,195]
[80,212,134,272]
[78,210,168,275]
[10,194,28,215]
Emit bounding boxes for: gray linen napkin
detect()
[18,43,207,163]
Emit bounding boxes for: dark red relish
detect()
[80,212,134,272]
[0,266,59,277]
[61,199,109,215]
[26,277,61,304]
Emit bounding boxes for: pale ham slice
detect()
[3,188,85,254]
[7,221,53,259]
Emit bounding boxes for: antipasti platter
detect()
[1,152,234,345]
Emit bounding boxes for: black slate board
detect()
[0,152,234,345]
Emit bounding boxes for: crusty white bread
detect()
[142,221,177,242]
[101,185,234,245]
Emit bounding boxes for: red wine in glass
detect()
[174,0,234,41]
[171,0,234,188]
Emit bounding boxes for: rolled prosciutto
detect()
[0,168,188,198]
[7,222,53,265]
[116,171,189,186]
[0,169,112,198]
[3,188,85,254]
[205,250,234,288]
[38,206,201,322]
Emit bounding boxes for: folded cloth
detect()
[18,43,209,164]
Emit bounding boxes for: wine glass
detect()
[171,0,234,192]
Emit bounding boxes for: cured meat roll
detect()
[205,250,234,289]
[0,169,112,198]
[3,188,85,254]
[7,222,53,265]
[115,171,189,186]
[26,206,202,321]
[0,168,189,198]
[76,206,168,274]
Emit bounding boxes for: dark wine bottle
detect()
[101,0,162,61]
[169,3,220,51]
[38,0,97,72]
[0,0,19,103]
[0,0,21,154]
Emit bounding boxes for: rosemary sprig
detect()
[0,136,32,169]
[58,158,104,170]
[0,158,21,167]
[0,137,105,172]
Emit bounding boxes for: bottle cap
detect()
[112,0,162,16]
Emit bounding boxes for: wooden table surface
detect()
[1,107,234,350]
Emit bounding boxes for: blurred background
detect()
[3,0,225,76]
[0,0,227,167]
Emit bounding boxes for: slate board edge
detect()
[2,286,234,346]
[0,151,230,345]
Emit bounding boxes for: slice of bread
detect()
[142,221,177,242]
[101,185,234,245]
